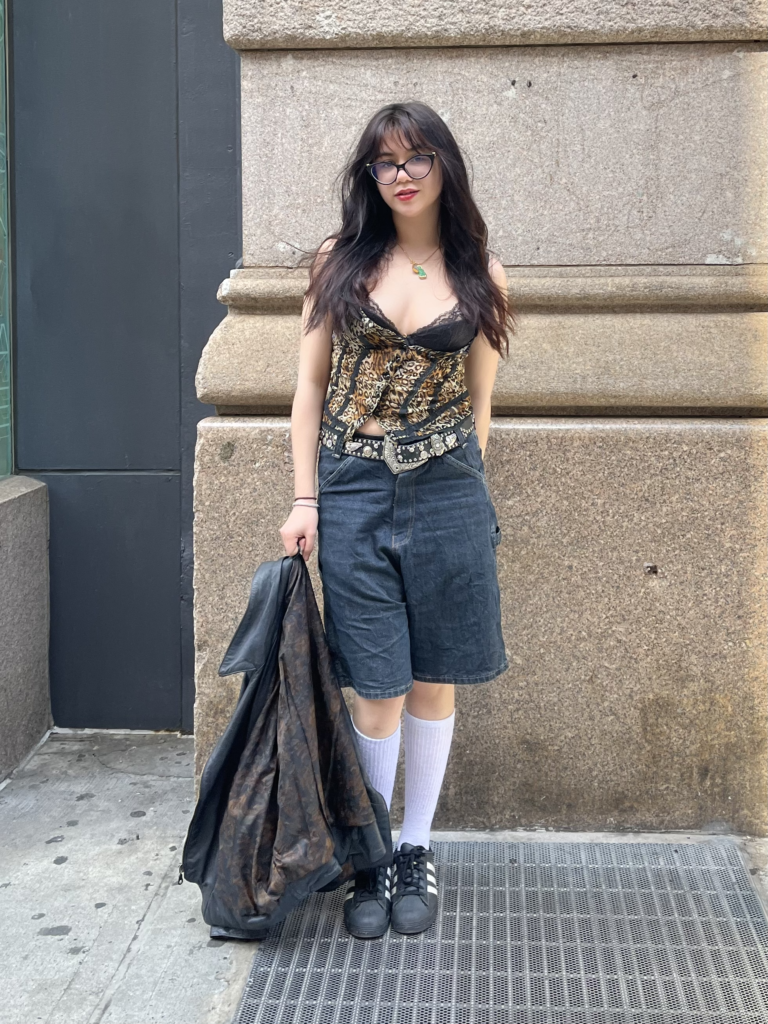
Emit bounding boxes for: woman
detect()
[280,101,514,939]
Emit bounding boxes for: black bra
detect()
[360,298,477,353]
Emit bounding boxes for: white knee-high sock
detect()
[397,708,455,851]
[352,720,401,811]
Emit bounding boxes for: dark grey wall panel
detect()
[37,473,182,729]
[12,0,180,471]
[10,1,240,729]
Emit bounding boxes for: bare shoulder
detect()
[308,236,338,283]
[488,255,507,291]
[315,236,338,263]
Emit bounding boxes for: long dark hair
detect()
[304,101,515,355]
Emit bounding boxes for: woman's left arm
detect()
[464,259,507,457]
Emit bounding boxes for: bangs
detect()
[365,112,435,161]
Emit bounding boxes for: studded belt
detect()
[320,413,476,475]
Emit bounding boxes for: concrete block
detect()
[240,43,767,267]
[0,476,51,781]
[224,0,768,50]
[193,416,768,833]
[192,418,298,783]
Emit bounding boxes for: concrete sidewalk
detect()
[2,731,767,1024]
[0,731,253,1024]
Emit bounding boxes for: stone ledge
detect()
[223,0,768,50]
[195,305,768,414]
[217,265,768,314]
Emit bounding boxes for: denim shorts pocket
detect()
[444,445,485,482]
[317,450,356,494]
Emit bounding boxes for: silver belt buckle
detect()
[383,434,414,474]
[430,432,446,455]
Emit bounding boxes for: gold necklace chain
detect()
[397,242,441,280]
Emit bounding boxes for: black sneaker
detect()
[343,864,392,939]
[390,843,438,935]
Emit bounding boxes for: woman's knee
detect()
[406,680,455,720]
[352,693,406,738]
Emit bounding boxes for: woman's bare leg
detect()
[398,681,456,851]
[351,693,406,813]
[405,680,454,720]
[353,693,406,737]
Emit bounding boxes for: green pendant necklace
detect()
[398,242,440,280]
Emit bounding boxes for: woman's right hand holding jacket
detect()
[280,504,318,561]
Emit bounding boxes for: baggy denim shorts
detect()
[317,429,508,699]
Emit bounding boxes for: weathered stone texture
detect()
[224,0,768,50]
[0,477,51,781]
[193,417,768,833]
[241,43,767,267]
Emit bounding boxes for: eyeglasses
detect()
[366,152,436,185]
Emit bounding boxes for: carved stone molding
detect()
[216,265,768,315]
[223,0,768,51]
[196,266,768,414]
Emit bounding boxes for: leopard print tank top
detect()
[319,299,478,455]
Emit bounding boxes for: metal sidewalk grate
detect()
[233,841,768,1023]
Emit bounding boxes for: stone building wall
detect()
[193,2,768,832]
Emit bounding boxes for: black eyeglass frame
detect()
[365,152,436,185]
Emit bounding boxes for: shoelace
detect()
[355,866,388,903]
[394,846,428,895]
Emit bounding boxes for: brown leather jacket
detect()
[181,552,392,940]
